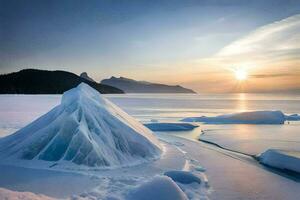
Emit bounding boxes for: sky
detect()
[1,0,300,93]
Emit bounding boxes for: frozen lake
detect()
[1,92,300,199]
[1,93,300,156]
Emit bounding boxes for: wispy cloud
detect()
[183,14,300,92]
[251,73,295,78]
[217,14,300,56]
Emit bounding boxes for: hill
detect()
[101,76,195,93]
[0,69,123,94]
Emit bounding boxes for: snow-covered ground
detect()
[0,134,209,199]
[158,135,300,200]
[1,92,300,199]
[2,133,300,200]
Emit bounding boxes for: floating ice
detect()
[259,149,300,173]
[182,110,285,124]
[126,176,188,200]
[0,83,161,169]
[144,123,198,131]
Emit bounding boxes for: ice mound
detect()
[259,149,300,173]
[0,83,161,169]
[126,176,188,200]
[144,123,198,131]
[164,170,201,184]
[182,110,285,124]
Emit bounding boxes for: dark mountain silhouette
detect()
[0,69,124,94]
[80,72,96,82]
[101,76,196,93]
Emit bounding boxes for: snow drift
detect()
[0,83,161,169]
[259,149,300,173]
[164,170,201,184]
[126,176,188,200]
[182,110,285,124]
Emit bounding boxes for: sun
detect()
[234,69,248,81]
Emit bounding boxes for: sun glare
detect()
[235,69,248,81]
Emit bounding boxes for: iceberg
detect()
[182,110,285,124]
[0,83,161,169]
[144,123,198,131]
[258,149,300,173]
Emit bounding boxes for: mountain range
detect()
[101,76,195,93]
[0,69,195,94]
[0,69,123,94]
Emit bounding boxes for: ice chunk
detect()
[285,114,300,121]
[182,110,285,124]
[0,83,161,169]
[258,149,300,173]
[144,123,198,131]
[126,176,188,200]
[194,166,206,172]
[164,170,201,184]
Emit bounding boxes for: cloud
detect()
[217,14,300,56]
[251,73,295,78]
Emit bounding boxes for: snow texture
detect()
[126,176,188,200]
[164,170,201,184]
[182,110,285,124]
[259,149,300,173]
[0,83,161,169]
[144,123,198,131]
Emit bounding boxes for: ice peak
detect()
[61,83,103,106]
[0,83,161,169]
